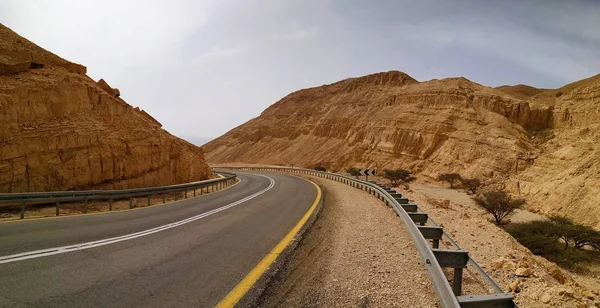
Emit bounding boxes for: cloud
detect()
[272,26,319,41]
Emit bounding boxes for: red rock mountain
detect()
[204,71,600,228]
[0,24,211,192]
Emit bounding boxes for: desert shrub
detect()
[439,173,462,188]
[507,218,600,270]
[346,167,360,178]
[383,169,416,188]
[461,178,482,194]
[314,164,326,172]
[473,190,525,225]
[549,216,600,249]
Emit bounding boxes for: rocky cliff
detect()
[0,24,211,192]
[204,71,600,227]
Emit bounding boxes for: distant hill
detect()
[204,70,600,228]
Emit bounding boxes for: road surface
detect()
[0,172,318,308]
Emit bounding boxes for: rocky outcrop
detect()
[204,71,600,228]
[204,72,536,180]
[0,23,211,192]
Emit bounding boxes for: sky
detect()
[1,0,600,144]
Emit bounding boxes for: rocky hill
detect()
[0,24,211,193]
[204,71,600,227]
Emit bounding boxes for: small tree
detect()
[550,216,600,249]
[314,164,326,172]
[439,173,462,188]
[461,178,482,194]
[346,167,360,179]
[473,190,525,225]
[383,169,416,188]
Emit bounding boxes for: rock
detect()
[490,257,507,270]
[441,199,451,209]
[113,88,121,97]
[97,78,120,97]
[585,291,596,300]
[62,62,86,74]
[508,280,520,293]
[540,293,551,304]
[0,59,30,75]
[548,264,567,284]
[515,267,534,277]
[558,288,574,297]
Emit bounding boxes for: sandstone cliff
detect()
[204,71,600,227]
[0,24,211,192]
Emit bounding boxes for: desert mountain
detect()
[0,24,211,193]
[204,71,600,228]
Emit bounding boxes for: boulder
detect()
[63,62,87,74]
[540,293,551,304]
[490,257,507,270]
[508,280,520,293]
[548,264,567,284]
[0,59,30,75]
[97,78,119,97]
[515,267,534,277]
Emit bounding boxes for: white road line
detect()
[0,174,275,264]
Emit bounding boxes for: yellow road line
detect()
[216,178,322,308]
[0,178,241,224]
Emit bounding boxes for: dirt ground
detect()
[403,182,600,308]
[257,176,440,308]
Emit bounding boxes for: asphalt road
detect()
[0,172,318,308]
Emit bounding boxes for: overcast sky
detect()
[2,1,599,143]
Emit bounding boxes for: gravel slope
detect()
[257,177,439,308]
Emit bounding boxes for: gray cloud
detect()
[1,0,599,140]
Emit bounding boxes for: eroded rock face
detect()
[204,71,600,227]
[204,71,537,181]
[0,23,211,192]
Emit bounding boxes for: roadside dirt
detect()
[403,182,600,308]
[257,177,440,308]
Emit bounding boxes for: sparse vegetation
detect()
[346,167,360,178]
[383,169,416,188]
[438,173,462,188]
[461,178,482,194]
[314,164,327,172]
[507,217,600,270]
[473,190,525,225]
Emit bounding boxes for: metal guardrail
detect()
[0,171,237,219]
[221,166,516,308]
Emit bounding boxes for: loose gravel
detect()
[257,177,439,308]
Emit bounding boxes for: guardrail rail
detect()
[0,171,237,219]
[220,166,516,308]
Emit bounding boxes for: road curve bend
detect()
[0,172,318,308]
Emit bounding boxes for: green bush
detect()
[473,190,525,225]
[506,218,600,270]
[461,178,482,194]
[438,173,462,188]
[383,169,416,188]
[346,167,360,178]
[314,164,327,172]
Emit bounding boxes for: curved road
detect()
[0,172,318,308]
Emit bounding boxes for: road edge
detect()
[216,175,324,308]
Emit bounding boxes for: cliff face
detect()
[0,24,211,192]
[204,71,600,227]
[508,74,600,227]
[205,72,540,179]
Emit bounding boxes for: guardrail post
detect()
[201,186,204,195]
[184,190,188,199]
[148,195,151,207]
[193,188,196,197]
[56,201,60,216]
[162,194,166,203]
[129,198,133,209]
[20,200,25,219]
[109,199,113,211]
[84,197,88,213]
